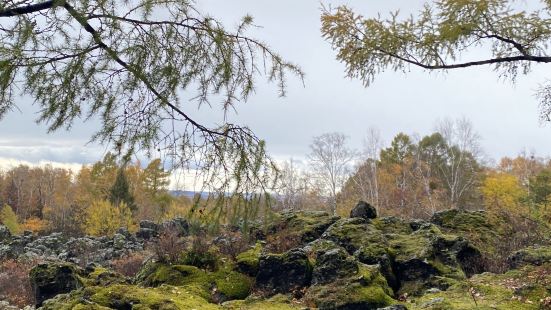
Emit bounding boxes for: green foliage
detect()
[321,0,551,120]
[0,0,303,226]
[529,169,551,204]
[109,169,136,212]
[0,204,20,234]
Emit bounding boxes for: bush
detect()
[111,252,150,277]
[181,232,217,270]
[151,228,186,264]
[83,200,134,236]
[0,259,38,307]
[216,230,251,260]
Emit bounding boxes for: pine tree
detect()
[109,169,136,212]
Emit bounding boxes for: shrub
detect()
[0,259,38,307]
[216,230,251,259]
[21,217,49,234]
[181,232,218,271]
[151,228,186,264]
[83,200,134,236]
[111,252,150,277]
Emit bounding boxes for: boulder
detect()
[304,263,395,310]
[508,245,551,269]
[161,217,189,236]
[0,225,11,242]
[136,228,158,240]
[139,220,159,231]
[350,201,377,220]
[30,263,82,306]
[236,242,263,276]
[311,247,358,285]
[256,248,312,294]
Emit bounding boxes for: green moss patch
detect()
[236,242,263,276]
[41,284,220,310]
[406,263,551,310]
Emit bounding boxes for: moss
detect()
[80,267,127,287]
[304,263,396,309]
[223,294,301,309]
[213,269,253,300]
[136,262,253,303]
[431,209,501,256]
[371,216,413,235]
[236,242,263,275]
[509,245,551,268]
[41,284,221,310]
[407,263,551,310]
[321,218,388,255]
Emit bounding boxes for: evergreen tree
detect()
[109,169,136,212]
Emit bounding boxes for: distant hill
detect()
[169,190,210,199]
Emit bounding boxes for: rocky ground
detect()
[1,202,551,309]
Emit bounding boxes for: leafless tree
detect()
[276,158,306,210]
[308,132,356,215]
[435,117,482,208]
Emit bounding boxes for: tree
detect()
[276,158,306,210]
[109,169,136,212]
[142,159,170,197]
[435,118,482,208]
[83,200,133,236]
[308,132,356,215]
[0,0,302,203]
[482,173,527,218]
[321,1,551,119]
[0,204,20,234]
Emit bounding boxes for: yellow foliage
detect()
[21,217,48,234]
[161,200,192,221]
[0,205,21,235]
[84,200,135,236]
[482,173,527,218]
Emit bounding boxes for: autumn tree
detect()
[482,173,527,219]
[0,0,303,216]
[308,132,356,215]
[0,204,20,234]
[84,200,133,236]
[321,1,551,119]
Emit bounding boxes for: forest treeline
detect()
[1,120,551,239]
[0,154,191,236]
[275,119,551,239]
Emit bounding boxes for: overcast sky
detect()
[1,1,550,173]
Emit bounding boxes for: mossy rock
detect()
[508,245,551,269]
[222,294,301,309]
[30,263,83,306]
[236,242,263,276]
[256,248,313,295]
[265,211,340,250]
[430,209,500,255]
[406,263,551,309]
[321,218,388,255]
[135,262,253,303]
[40,284,220,310]
[304,264,396,310]
[80,267,128,287]
[371,217,414,235]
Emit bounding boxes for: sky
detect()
[0,1,550,180]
